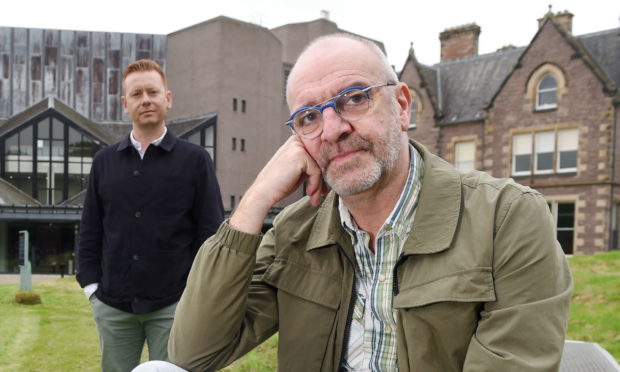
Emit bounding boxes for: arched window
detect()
[1,114,103,204]
[409,98,417,129]
[408,88,421,129]
[536,74,558,110]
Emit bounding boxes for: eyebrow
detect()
[302,81,369,108]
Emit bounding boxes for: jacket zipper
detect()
[338,246,358,371]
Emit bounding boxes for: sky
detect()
[1,0,618,68]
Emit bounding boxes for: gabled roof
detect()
[487,16,618,111]
[0,96,115,145]
[424,14,619,125]
[399,44,442,120]
[433,47,524,125]
[0,178,42,206]
[168,112,217,137]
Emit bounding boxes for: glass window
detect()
[535,131,554,174]
[557,129,578,172]
[536,74,557,110]
[455,141,475,171]
[409,96,417,129]
[180,123,216,165]
[512,134,532,175]
[1,115,103,204]
[550,201,575,254]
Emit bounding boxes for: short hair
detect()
[286,33,398,105]
[122,59,167,88]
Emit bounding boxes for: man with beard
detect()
[141,34,572,372]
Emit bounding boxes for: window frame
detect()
[454,141,475,171]
[511,128,578,176]
[536,74,558,111]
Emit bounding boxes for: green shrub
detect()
[14,291,42,305]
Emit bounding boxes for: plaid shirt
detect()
[340,145,424,371]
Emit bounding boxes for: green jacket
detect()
[169,141,572,372]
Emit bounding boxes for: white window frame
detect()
[534,131,555,175]
[408,89,417,129]
[512,134,532,176]
[557,129,578,173]
[455,141,475,171]
[536,74,558,110]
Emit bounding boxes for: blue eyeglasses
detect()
[285,82,396,139]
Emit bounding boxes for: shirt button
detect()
[385,225,392,231]
[385,326,392,334]
[133,254,139,261]
[133,170,140,176]
[378,274,386,282]
[135,211,142,218]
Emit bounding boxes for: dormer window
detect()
[536,74,558,110]
[409,98,417,129]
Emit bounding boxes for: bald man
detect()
[146,34,571,372]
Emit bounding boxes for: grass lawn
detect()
[0,251,618,371]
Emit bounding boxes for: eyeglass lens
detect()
[293,89,370,138]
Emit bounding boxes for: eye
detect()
[338,90,368,110]
[299,109,319,126]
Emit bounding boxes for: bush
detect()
[14,291,42,305]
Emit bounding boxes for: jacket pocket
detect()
[263,257,341,309]
[394,267,495,308]
[263,257,342,371]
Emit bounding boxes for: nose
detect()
[140,92,151,105]
[320,106,352,142]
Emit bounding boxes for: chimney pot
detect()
[439,23,481,62]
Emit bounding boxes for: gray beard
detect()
[321,125,402,196]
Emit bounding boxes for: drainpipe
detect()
[609,101,618,251]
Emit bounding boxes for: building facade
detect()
[400,10,620,255]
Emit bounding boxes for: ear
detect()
[121,96,128,115]
[395,83,412,131]
[166,90,173,109]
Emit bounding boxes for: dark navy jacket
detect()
[77,130,224,314]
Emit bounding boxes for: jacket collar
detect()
[403,140,461,255]
[116,127,177,152]
[304,140,461,257]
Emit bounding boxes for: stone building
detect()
[400,10,619,254]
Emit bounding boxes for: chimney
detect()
[538,6,574,33]
[439,23,481,62]
[555,10,574,33]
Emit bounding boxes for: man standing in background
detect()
[77,59,224,372]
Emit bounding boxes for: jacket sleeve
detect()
[168,222,279,372]
[463,192,573,371]
[76,155,103,288]
[192,151,224,252]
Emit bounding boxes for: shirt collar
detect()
[130,126,167,153]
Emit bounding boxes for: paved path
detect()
[0,274,65,285]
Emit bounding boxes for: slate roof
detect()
[420,24,619,125]
[434,47,524,124]
[578,28,620,86]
